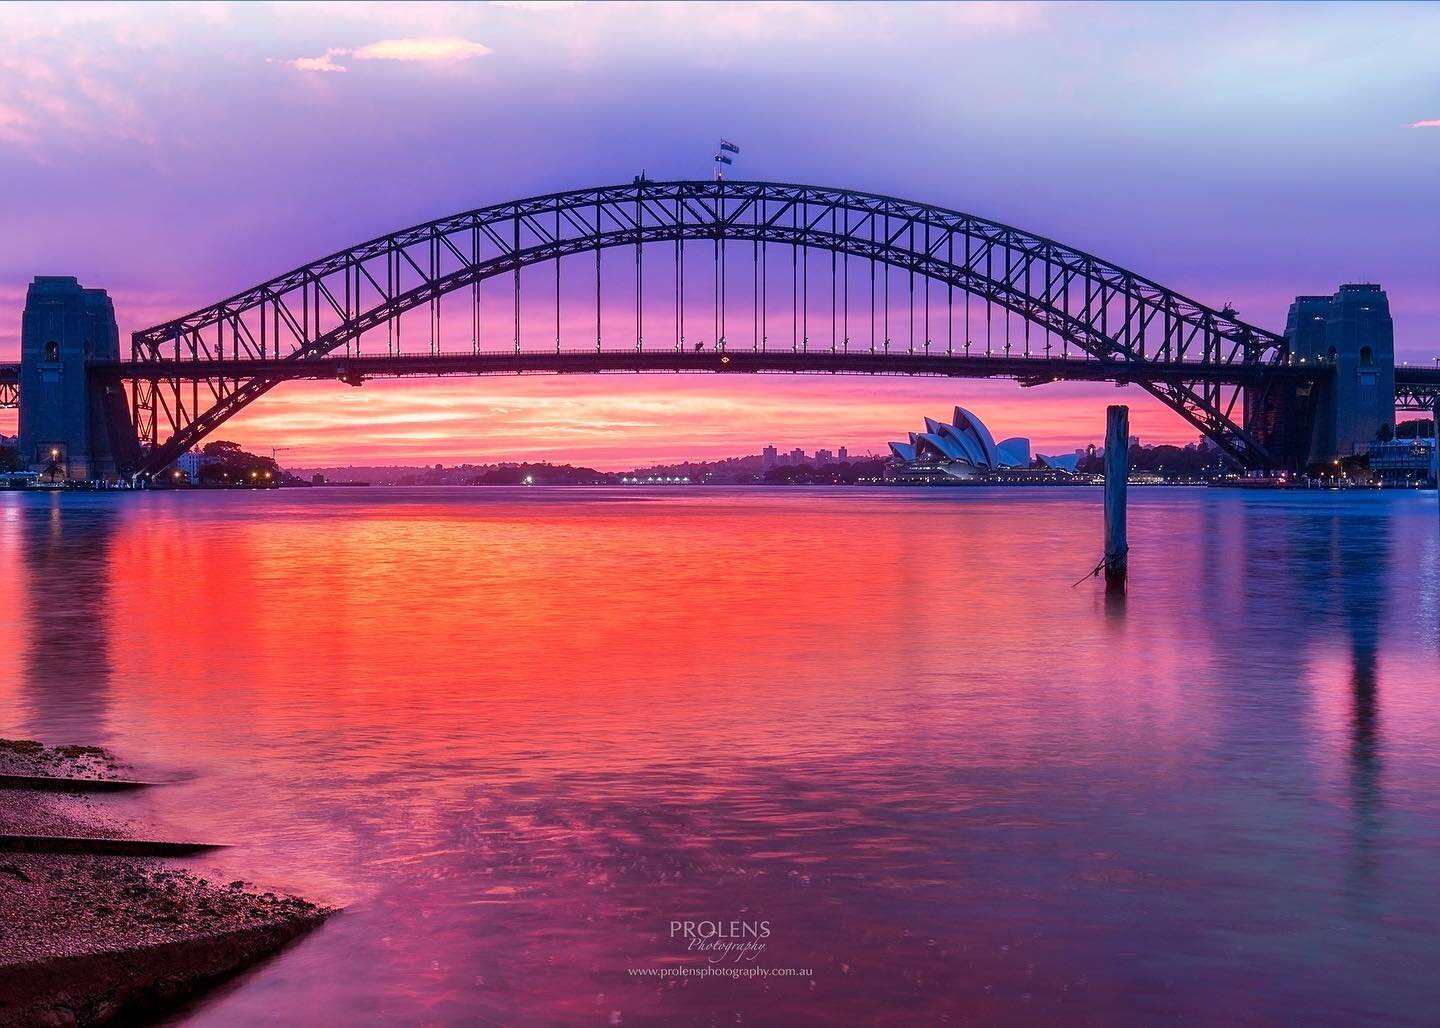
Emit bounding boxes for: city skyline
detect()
[2,2,1435,466]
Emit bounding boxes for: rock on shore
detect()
[0,740,334,1027]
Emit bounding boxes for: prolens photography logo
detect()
[626,919,812,981]
[670,918,771,963]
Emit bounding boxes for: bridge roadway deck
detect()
[2,356,1435,406]
[86,349,1313,386]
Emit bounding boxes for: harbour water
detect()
[1,487,1438,1025]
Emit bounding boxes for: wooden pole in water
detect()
[1104,404,1129,592]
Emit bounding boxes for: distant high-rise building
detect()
[838,446,848,462]
[816,449,833,464]
[762,445,778,470]
[1128,436,1140,448]
[176,450,208,480]
[790,447,805,464]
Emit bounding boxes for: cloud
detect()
[352,37,493,61]
[0,100,26,140]
[274,36,492,73]
[489,1,579,10]
[286,53,347,73]
[1410,118,1440,128]
[946,2,1047,33]
[0,27,156,150]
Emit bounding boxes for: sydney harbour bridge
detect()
[3,179,1437,480]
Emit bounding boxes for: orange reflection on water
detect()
[2,487,1439,1025]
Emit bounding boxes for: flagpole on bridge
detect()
[714,139,738,181]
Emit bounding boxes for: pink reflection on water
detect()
[2,487,1439,1025]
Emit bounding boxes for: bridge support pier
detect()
[1104,405,1129,593]
[1281,285,1396,466]
[18,277,138,482]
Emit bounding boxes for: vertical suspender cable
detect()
[676,196,684,349]
[947,231,954,356]
[830,206,837,352]
[794,201,806,349]
[908,221,915,354]
[675,212,682,351]
[986,242,993,356]
[802,211,808,352]
[1062,270,1070,358]
[718,189,725,349]
[595,197,602,352]
[1024,258,1031,357]
[1004,247,1011,354]
[843,211,849,353]
[636,190,643,351]
[924,226,930,355]
[513,214,520,354]
[964,231,971,355]
[761,201,768,351]
[472,224,480,355]
[556,209,562,354]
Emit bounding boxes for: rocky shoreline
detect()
[0,740,334,1027]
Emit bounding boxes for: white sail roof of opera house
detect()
[1037,452,1083,473]
[888,407,1030,471]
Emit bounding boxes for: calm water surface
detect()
[1,487,1438,1026]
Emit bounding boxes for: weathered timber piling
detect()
[1103,404,1129,592]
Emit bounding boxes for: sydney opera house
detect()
[887,407,1033,481]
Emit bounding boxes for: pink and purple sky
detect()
[1,2,1436,468]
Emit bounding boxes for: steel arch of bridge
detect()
[129,180,1291,476]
